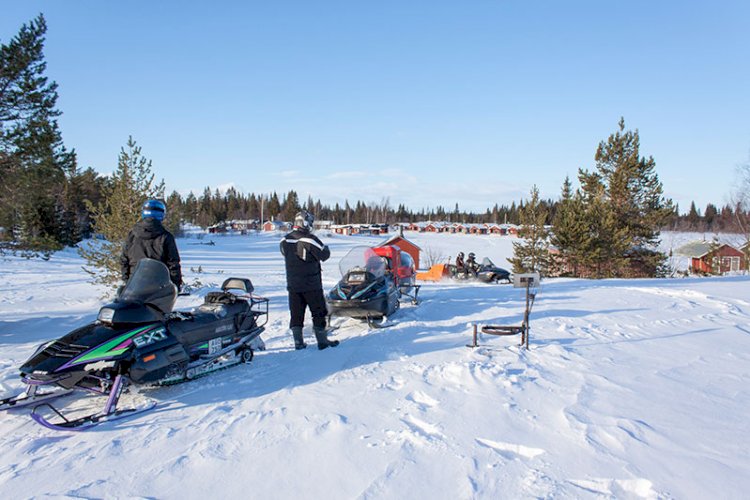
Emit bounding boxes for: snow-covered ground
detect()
[0,231,748,499]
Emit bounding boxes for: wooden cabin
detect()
[679,241,746,274]
[378,231,422,269]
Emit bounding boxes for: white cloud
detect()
[326,171,370,180]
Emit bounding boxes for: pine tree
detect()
[281,190,300,222]
[686,201,700,230]
[267,192,281,221]
[508,185,551,275]
[704,203,718,230]
[550,176,585,276]
[0,14,77,249]
[165,190,183,236]
[554,119,672,278]
[78,137,164,288]
[593,118,672,276]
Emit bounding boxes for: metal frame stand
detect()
[467,274,537,350]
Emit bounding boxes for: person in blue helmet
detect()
[121,199,182,288]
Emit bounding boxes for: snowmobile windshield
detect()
[400,251,414,270]
[119,258,177,312]
[338,246,386,279]
[481,257,495,267]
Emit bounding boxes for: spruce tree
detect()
[78,137,164,288]
[508,185,551,275]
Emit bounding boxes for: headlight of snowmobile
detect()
[98,307,116,324]
[32,340,55,357]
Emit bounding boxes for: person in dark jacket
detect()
[465,252,479,278]
[280,210,338,350]
[121,199,182,288]
[455,251,466,276]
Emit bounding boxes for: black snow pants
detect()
[288,289,328,329]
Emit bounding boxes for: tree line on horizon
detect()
[1,14,748,272]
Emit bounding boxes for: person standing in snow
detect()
[121,199,182,289]
[280,210,339,350]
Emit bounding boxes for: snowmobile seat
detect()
[167,311,237,347]
[198,291,251,318]
[221,277,254,294]
[167,292,253,347]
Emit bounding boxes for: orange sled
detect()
[416,264,452,282]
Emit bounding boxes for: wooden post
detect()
[523,279,530,349]
[467,323,478,348]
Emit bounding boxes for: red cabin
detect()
[378,233,421,269]
[690,243,745,274]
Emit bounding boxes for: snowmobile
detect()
[326,245,419,328]
[0,258,268,431]
[371,244,421,305]
[451,257,512,284]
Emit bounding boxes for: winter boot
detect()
[291,326,307,350]
[314,326,339,350]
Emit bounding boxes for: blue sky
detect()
[3,1,749,213]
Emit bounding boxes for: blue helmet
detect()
[142,199,166,220]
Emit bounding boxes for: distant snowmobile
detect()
[417,256,512,284]
[454,257,512,284]
[0,258,268,431]
[326,245,419,328]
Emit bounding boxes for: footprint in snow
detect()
[568,478,659,499]
[476,437,545,460]
[399,414,446,444]
[384,375,405,391]
[406,390,439,410]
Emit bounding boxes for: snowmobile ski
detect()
[31,400,157,431]
[0,384,73,411]
[29,374,156,431]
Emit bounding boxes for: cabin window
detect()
[722,256,740,272]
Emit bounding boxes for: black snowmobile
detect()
[327,246,399,326]
[0,258,268,431]
[453,257,512,283]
